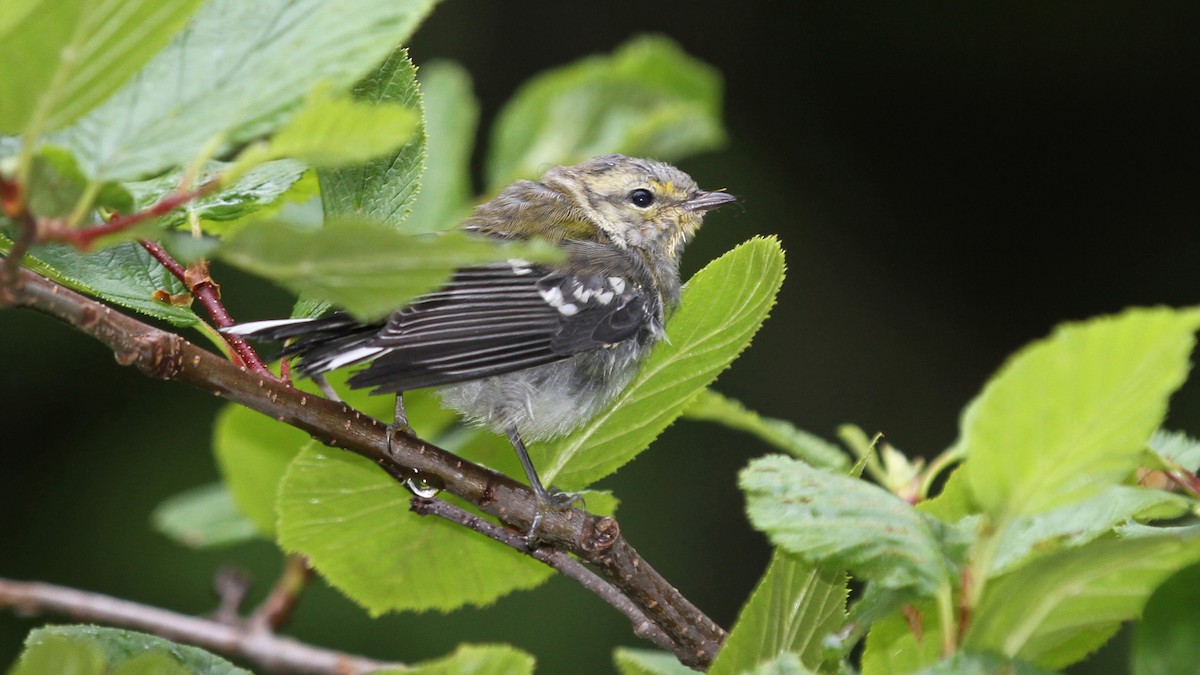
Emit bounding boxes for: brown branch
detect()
[0,577,401,675]
[250,555,313,633]
[410,497,676,653]
[138,239,272,375]
[1,267,726,670]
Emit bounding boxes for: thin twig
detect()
[1,267,726,669]
[411,497,676,653]
[38,182,220,250]
[250,555,313,633]
[138,239,272,374]
[0,577,401,675]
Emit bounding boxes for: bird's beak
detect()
[684,190,737,212]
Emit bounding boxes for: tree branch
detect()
[0,577,401,675]
[1,266,726,670]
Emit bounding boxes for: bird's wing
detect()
[345,262,654,393]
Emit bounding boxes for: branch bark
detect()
[2,266,726,670]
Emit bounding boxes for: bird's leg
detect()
[506,426,581,544]
[312,373,341,402]
[386,393,437,498]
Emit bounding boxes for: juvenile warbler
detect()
[228,154,735,533]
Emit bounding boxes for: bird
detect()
[225,154,735,537]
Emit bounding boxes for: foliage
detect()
[4,1,1200,673]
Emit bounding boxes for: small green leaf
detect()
[0,239,200,326]
[219,216,562,322]
[319,48,426,231]
[234,83,418,174]
[966,525,1200,669]
[912,652,1061,675]
[744,653,816,675]
[26,146,89,218]
[709,550,846,675]
[859,599,944,675]
[1131,561,1200,675]
[14,626,249,675]
[486,35,726,189]
[962,307,1200,520]
[405,60,480,233]
[276,444,553,614]
[378,644,535,675]
[741,455,963,597]
[683,389,850,471]
[57,0,439,181]
[0,0,205,134]
[613,648,695,675]
[535,236,785,489]
[151,482,260,549]
[1147,429,1200,473]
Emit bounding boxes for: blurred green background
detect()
[3,1,1198,673]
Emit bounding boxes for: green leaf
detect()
[276,444,553,614]
[151,482,260,549]
[13,626,249,675]
[319,49,427,231]
[683,389,850,471]
[1147,428,1200,473]
[219,216,562,322]
[989,485,1188,576]
[233,82,418,174]
[613,648,695,675]
[1131,561,1200,675]
[709,549,846,675]
[962,307,1200,520]
[486,35,726,190]
[965,525,1200,669]
[741,455,964,596]
[405,60,480,233]
[0,0,205,134]
[57,0,439,181]
[912,652,1061,675]
[378,644,535,675]
[212,403,314,536]
[859,599,944,675]
[744,653,816,675]
[534,236,785,489]
[0,239,199,326]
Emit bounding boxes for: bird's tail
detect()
[222,315,384,376]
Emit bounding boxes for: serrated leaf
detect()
[319,48,427,232]
[405,60,480,233]
[965,525,1200,669]
[0,0,205,134]
[913,652,1060,675]
[684,389,850,471]
[151,482,259,549]
[0,239,199,326]
[741,455,963,596]
[276,444,553,614]
[15,626,249,675]
[1147,429,1200,473]
[989,485,1188,576]
[534,236,785,489]
[962,307,1200,519]
[613,648,695,675]
[709,550,846,675]
[1131,561,1200,675]
[219,216,562,321]
[486,35,726,190]
[378,644,535,675]
[56,0,439,181]
[9,632,106,675]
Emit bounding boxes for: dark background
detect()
[3,2,1199,673]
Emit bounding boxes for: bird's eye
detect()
[628,188,655,208]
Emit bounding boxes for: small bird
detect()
[226,154,735,534]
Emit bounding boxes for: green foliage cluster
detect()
[4,1,1200,674]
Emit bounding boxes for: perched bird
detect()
[226,154,735,534]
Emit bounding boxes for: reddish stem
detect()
[42,181,220,250]
[138,240,272,376]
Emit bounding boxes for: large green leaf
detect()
[533,236,785,489]
[319,49,426,230]
[12,626,249,675]
[379,644,535,675]
[0,0,204,134]
[962,308,1200,520]
[965,525,1200,669]
[57,0,439,181]
[405,60,480,234]
[741,455,965,597]
[218,216,562,321]
[1147,428,1200,473]
[1131,561,1200,675]
[709,549,847,675]
[683,389,850,471]
[613,649,695,675]
[151,482,259,549]
[276,443,553,614]
[486,35,725,190]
